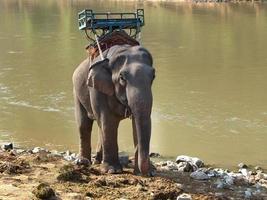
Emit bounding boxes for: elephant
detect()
[72,44,155,176]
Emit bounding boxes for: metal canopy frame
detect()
[78,9,144,42]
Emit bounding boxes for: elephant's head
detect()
[87,45,155,176]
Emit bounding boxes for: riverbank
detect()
[0,145,267,199]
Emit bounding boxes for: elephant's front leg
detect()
[99,117,122,174]
[93,127,103,164]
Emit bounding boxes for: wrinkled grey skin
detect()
[72,45,155,176]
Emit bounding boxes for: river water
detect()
[0,0,267,168]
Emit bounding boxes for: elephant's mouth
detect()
[117,96,132,118]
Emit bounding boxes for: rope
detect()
[94,34,104,60]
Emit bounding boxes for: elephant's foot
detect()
[101,162,122,174]
[74,156,91,167]
[93,151,102,164]
[134,163,156,177]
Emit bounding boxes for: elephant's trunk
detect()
[134,115,151,175]
[128,88,152,176]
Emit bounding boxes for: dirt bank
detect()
[0,148,266,200]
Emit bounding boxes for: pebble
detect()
[1,143,13,151]
[190,170,209,180]
[176,193,192,200]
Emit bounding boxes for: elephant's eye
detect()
[119,73,126,86]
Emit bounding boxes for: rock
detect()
[206,170,217,177]
[64,151,77,162]
[215,192,224,197]
[65,193,82,200]
[16,149,25,154]
[70,153,77,159]
[74,157,91,166]
[64,155,75,162]
[239,168,249,177]
[176,155,204,168]
[255,166,262,170]
[215,179,225,189]
[177,162,193,172]
[9,149,17,156]
[156,161,168,167]
[32,183,56,199]
[1,143,13,151]
[119,155,129,167]
[49,150,62,157]
[190,170,209,180]
[213,168,226,177]
[244,189,252,199]
[32,147,46,154]
[224,175,234,186]
[238,163,248,169]
[176,193,192,200]
[65,150,72,156]
[149,152,161,158]
[157,160,178,171]
[166,161,178,171]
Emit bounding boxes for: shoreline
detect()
[0,144,267,199]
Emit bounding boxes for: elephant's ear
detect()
[87,59,114,96]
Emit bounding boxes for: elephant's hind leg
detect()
[74,94,93,163]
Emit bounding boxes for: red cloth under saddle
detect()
[86,31,140,60]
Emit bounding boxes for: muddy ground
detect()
[0,150,266,200]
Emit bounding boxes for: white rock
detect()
[70,153,77,159]
[32,147,46,154]
[190,170,209,180]
[64,155,75,161]
[177,193,192,200]
[16,149,25,154]
[240,168,249,177]
[238,163,248,169]
[65,150,71,156]
[176,155,204,168]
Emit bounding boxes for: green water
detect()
[0,0,267,168]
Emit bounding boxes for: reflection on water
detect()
[0,0,267,168]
